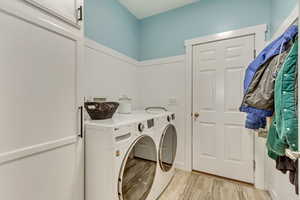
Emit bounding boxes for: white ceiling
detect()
[118,0,200,19]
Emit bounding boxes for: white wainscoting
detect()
[138,56,187,170]
[82,39,139,109]
[83,39,187,170]
[266,157,299,200]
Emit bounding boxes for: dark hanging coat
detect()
[267,39,298,159]
[241,43,292,111]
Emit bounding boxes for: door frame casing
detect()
[184,24,267,189]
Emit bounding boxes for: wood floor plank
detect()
[158,170,271,200]
[158,170,191,200]
[242,186,271,200]
[181,173,202,200]
[185,174,214,200]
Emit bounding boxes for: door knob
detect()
[194,113,199,119]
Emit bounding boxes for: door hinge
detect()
[253,160,256,171]
[254,49,257,59]
[77,6,83,21]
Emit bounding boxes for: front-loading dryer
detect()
[154,112,178,197]
[85,112,159,200]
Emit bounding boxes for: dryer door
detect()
[159,124,177,172]
[118,135,157,200]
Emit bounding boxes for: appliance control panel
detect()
[171,114,175,120]
[166,114,175,123]
[147,119,154,129]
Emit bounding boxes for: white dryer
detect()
[153,112,177,197]
[85,112,160,200]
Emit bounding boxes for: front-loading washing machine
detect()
[85,112,160,200]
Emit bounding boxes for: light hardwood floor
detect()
[158,170,271,200]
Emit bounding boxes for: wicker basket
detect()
[84,102,119,120]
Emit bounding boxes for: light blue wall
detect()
[84,0,297,61]
[270,0,298,37]
[85,0,140,60]
[139,0,271,61]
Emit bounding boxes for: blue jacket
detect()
[240,25,298,129]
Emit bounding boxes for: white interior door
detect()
[192,35,255,183]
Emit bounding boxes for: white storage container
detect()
[118,95,132,114]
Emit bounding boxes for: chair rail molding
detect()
[139,55,185,67]
[84,39,139,66]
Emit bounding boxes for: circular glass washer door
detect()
[118,135,157,200]
[159,124,177,172]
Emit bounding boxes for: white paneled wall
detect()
[82,40,187,170]
[265,157,298,200]
[82,39,139,108]
[138,57,187,169]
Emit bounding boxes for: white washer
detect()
[85,111,161,200]
[153,112,177,197]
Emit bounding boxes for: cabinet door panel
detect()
[0,8,78,153]
[24,0,81,27]
[0,6,82,200]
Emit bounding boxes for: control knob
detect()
[167,116,171,122]
[138,123,145,132]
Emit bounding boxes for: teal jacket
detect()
[267,39,298,160]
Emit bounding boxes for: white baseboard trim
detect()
[268,190,278,200]
[84,39,139,66]
[0,136,77,165]
[175,161,186,171]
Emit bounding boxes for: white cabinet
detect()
[0,2,84,200]
[1,0,84,36]
[23,0,83,28]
